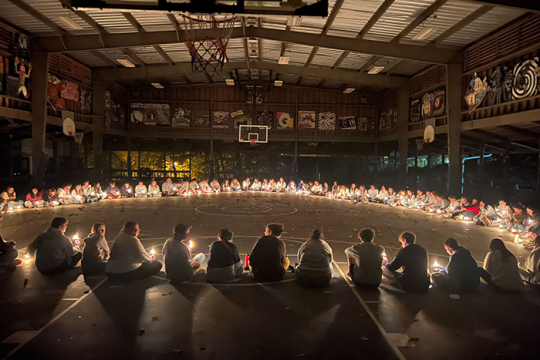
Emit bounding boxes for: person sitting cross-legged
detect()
[30,217,82,274]
[249,223,290,282]
[432,238,480,291]
[25,188,44,208]
[135,181,148,197]
[120,182,134,198]
[521,234,540,285]
[206,228,244,283]
[383,232,430,292]
[479,238,522,291]
[81,222,110,276]
[106,221,162,281]
[162,223,205,283]
[106,181,121,199]
[345,228,385,288]
[0,215,22,267]
[296,229,333,287]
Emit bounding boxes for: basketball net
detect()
[182,15,236,76]
[249,139,257,147]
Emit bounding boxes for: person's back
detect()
[106,231,149,274]
[351,242,385,286]
[162,238,193,282]
[81,224,110,276]
[207,235,242,283]
[297,235,332,281]
[389,243,429,291]
[35,219,80,274]
[447,246,479,290]
[484,250,522,291]
[250,235,286,282]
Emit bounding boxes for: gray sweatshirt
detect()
[35,227,80,272]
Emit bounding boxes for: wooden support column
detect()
[71,141,78,171]
[93,81,106,181]
[8,135,13,180]
[537,140,540,191]
[31,52,49,188]
[209,88,214,180]
[127,136,132,180]
[447,64,463,195]
[397,83,409,188]
[294,88,299,179]
[504,142,511,189]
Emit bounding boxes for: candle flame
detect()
[189,240,193,249]
[433,261,440,268]
[149,249,155,256]
[25,253,29,259]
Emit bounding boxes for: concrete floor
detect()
[0,192,539,360]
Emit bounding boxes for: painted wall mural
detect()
[213,110,231,128]
[465,55,540,112]
[130,102,169,125]
[298,111,316,129]
[192,110,209,127]
[231,110,251,128]
[339,116,356,130]
[172,108,191,127]
[318,112,336,130]
[257,110,274,128]
[276,112,294,129]
[379,108,397,130]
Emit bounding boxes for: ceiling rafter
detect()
[123,48,145,67]
[501,125,540,140]
[154,45,174,65]
[358,56,380,73]
[32,27,460,64]
[305,0,346,67]
[167,13,181,41]
[93,61,406,89]
[385,60,404,75]
[392,0,449,43]
[331,0,396,69]
[431,5,494,45]
[122,12,146,33]
[7,0,67,36]
[279,25,291,57]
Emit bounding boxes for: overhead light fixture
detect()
[412,26,437,41]
[368,66,385,74]
[274,80,283,87]
[343,88,355,94]
[151,83,164,89]
[117,59,135,67]
[57,15,83,30]
[287,17,302,27]
[279,57,290,65]
[226,79,235,86]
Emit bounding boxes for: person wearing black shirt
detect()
[249,224,289,282]
[206,229,244,283]
[432,238,480,291]
[0,215,21,267]
[383,232,430,292]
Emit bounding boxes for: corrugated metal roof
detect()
[130,11,175,32]
[329,0,385,38]
[338,53,374,70]
[83,10,139,34]
[284,43,314,66]
[1,1,53,34]
[403,0,482,44]
[442,5,525,47]
[392,60,430,76]
[366,0,436,42]
[310,47,342,67]
[69,51,109,67]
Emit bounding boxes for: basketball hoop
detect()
[250,139,257,147]
[182,15,237,76]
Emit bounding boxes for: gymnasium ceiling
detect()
[0,0,533,92]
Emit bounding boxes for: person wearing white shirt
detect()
[135,181,148,197]
[251,179,262,191]
[367,185,379,200]
[57,185,73,205]
[148,180,161,197]
[296,229,333,287]
[210,179,221,192]
[345,228,385,288]
[106,221,162,281]
[276,178,287,192]
[480,238,523,291]
[522,235,540,285]
[31,217,82,274]
[242,178,251,191]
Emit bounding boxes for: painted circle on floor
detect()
[196,203,297,216]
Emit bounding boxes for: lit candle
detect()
[128,188,131,193]
[149,249,156,261]
[91,192,95,196]
[433,261,440,268]
[116,191,120,195]
[189,240,193,249]
[25,253,29,259]
[437,209,442,214]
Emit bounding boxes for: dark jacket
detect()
[387,243,430,291]
[249,235,287,282]
[446,246,480,290]
[208,241,240,269]
[0,235,9,255]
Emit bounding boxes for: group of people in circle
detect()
[1,215,538,291]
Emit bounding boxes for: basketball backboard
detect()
[239,125,268,144]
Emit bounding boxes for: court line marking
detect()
[195,205,298,217]
[1,277,108,360]
[332,259,408,360]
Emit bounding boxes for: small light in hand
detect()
[189,240,193,249]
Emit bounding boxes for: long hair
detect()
[92,222,105,233]
[489,238,516,263]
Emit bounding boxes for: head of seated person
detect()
[265,223,284,238]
